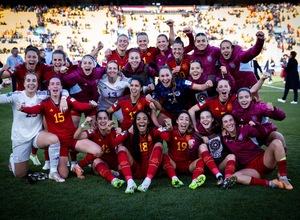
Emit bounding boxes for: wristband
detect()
[81,123,85,128]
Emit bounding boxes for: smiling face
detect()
[135,111,149,134]
[117,35,129,52]
[189,61,203,80]
[24,73,38,94]
[106,61,119,79]
[195,35,208,51]
[216,79,231,102]
[157,35,169,52]
[222,114,236,134]
[159,67,173,88]
[52,53,66,73]
[129,79,142,98]
[220,41,233,60]
[137,35,149,52]
[128,51,141,70]
[237,90,252,109]
[96,111,109,131]
[81,56,95,75]
[25,50,39,72]
[48,77,62,97]
[199,110,214,131]
[172,42,184,60]
[176,112,191,134]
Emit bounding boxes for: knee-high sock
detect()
[162,154,176,179]
[224,159,236,178]
[69,150,77,162]
[95,162,115,182]
[118,150,132,181]
[277,158,287,177]
[78,154,96,168]
[201,150,219,175]
[147,146,163,179]
[250,177,269,186]
[44,147,49,161]
[48,143,60,173]
[192,158,205,180]
[31,147,38,155]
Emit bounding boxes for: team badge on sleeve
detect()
[208,136,223,159]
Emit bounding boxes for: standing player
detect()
[107,76,162,130]
[97,60,130,124]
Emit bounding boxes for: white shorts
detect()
[113,109,123,122]
[12,133,39,163]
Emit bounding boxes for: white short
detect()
[12,132,40,163]
[113,109,123,122]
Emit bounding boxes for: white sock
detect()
[216,173,223,178]
[127,178,136,187]
[48,143,60,173]
[142,177,151,187]
[10,153,16,176]
[172,176,178,181]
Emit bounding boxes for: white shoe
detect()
[268,80,273,84]
[290,101,298,104]
[30,155,41,166]
[277,98,286,103]
[42,161,50,170]
[49,172,65,182]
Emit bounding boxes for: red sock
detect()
[224,159,236,178]
[31,147,38,155]
[44,147,49,161]
[95,162,115,182]
[192,158,204,180]
[277,159,287,177]
[78,154,96,168]
[162,154,176,179]
[201,150,219,175]
[146,146,163,179]
[250,177,269,186]
[118,150,132,181]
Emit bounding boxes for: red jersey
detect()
[114,128,163,162]
[138,47,157,64]
[161,129,193,163]
[107,50,129,70]
[167,55,192,79]
[197,95,236,122]
[22,97,93,140]
[9,62,49,90]
[85,128,118,166]
[111,95,151,130]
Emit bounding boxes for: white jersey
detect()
[0,90,48,146]
[97,74,129,109]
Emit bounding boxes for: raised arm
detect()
[188,104,201,132]
[74,116,93,139]
[250,72,269,93]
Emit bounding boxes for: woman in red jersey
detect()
[107,76,162,129]
[18,76,103,180]
[161,111,206,190]
[114,110,164,193]
[73,110,125,188]
[188,73,268,130]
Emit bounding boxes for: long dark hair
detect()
[131,110,154,163]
